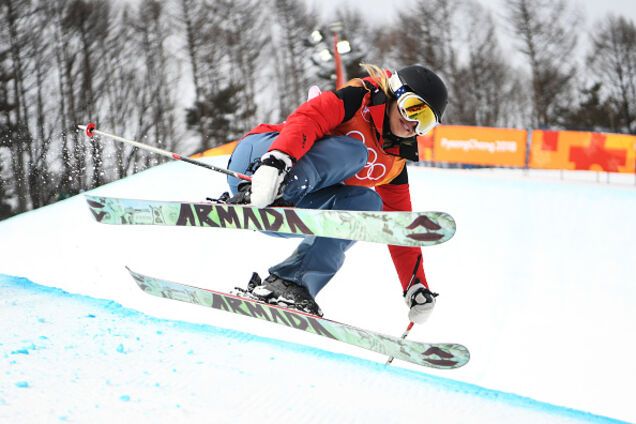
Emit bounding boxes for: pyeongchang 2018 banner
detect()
[419,125,528,167]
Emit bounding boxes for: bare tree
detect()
[140,1,176,162]
[0,50,15,217]
[96,5,141,179]
[453,1,527,127]
[180,0,233,149]
[380,0,460,76]
[270,0,317,118]
[48,0,80,197]
[505,0,580,128]
[182,0,270,148]
[179,0,209,144]
[0,0,35,212]
[25,3,57,209]
[59,0,113,190]
[224,0,268,132]
[371,0,469,124]
[588,15,636,133]
[0,0,188,218]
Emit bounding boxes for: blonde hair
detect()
[360,63,391,97]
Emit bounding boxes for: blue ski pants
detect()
[227,132,383,297]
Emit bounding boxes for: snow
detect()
[0,156,634,423]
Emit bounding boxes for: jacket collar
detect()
[361,78,390,135]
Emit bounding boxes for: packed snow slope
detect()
[1,156,634,423]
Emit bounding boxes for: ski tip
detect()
[125,266,141,278]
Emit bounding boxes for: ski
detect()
[127,267,470,369]
[85,195,456,247]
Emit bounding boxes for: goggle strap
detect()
[389,72,407,98]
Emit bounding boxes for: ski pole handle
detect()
[77,123,252,182]
[386,321,415,365]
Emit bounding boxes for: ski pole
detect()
[77,122,252,182]
[386,254,423,365]
[386,321,415,365]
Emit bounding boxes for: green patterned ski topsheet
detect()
[86,195,456,247]
[127,268,470,369]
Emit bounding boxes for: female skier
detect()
[226,64,448,323]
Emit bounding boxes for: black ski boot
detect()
[229,182,252,204]
[241,273,323,317]
[209,182,294,207]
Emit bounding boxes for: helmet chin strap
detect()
[382,111,401,149]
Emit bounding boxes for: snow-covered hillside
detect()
[1,157,634,423]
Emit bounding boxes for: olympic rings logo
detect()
[346,130,386,181]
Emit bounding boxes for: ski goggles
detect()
[396,93,438,136]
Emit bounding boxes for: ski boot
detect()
[236,273,323,317]
[209,181,294,207]
[208,182,252,205]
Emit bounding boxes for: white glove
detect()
[249,150,293,208]
[404,281,438,324]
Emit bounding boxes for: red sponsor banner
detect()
[418,125,528,167]
[530,130,636,173]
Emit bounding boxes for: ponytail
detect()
[360,63,392,97]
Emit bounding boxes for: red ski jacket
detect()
[245,77,428,291]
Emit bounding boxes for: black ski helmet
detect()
[390,65,448,122]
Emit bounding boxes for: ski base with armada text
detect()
[127,267,470,370]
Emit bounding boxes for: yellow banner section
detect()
[419,125,528,167]
[192,141,238,158]
[530,130,636,173]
